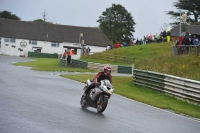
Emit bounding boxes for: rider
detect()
[83,65,112,98]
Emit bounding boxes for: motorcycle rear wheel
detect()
[97,96,108,113]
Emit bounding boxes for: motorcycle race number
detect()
[104,80,111,86]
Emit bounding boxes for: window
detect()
[4,38,10,42]
[10,38,16,43]
[29,40,37,45]
[51,42,59,47]
[4,38,16,43]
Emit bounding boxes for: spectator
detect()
[146,35,150,43]
[67,48,73,64]
[130,40,134,46]
[136,38,139,44]
[192,35,199,46]
[143,36,147,44]
[72,50,76,54]
[106,45,111,50]
[86,47,91,55]
[176,36,184,55]
[63,49,67,59]
[84,48,87,55]
[115,42,121,48]
[140,39,143,45]
[160,31,163,37]
[167,29,171,42]
[81,43,86,55]
[163,30,167,38]
[149,34,153,40]
[183,32,190,54]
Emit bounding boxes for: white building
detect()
[0,18,110,59]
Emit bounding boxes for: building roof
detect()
[0,18,110,47]
[171,24,200,36]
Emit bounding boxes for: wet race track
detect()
[0,55,200,133]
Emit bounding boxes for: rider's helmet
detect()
[103,66,112,76]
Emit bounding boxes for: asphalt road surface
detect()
[0,55,200,133]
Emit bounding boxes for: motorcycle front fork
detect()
[97,95,103,105]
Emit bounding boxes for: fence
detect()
[83,53,136,65]
[133,69,200,105]
[70,59,134,74]
[28,52,58,58]
[172,45,200,56]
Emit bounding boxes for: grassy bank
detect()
[81,42,200,81]
[61,74,200,119]
[135,55,200,80]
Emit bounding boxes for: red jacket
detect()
[115,42,121,48]
[178,36,184,49]
[94,72,112,84]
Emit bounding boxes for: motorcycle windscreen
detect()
[103,80,112,89]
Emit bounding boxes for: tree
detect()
[42,10,48,22]
[166,0,200,26]
[0,10,21,20]
[97,4,136,43]
[33,11,53,24]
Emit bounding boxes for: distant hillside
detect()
[81,42,200,81]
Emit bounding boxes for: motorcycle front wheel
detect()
[97,96,108,113]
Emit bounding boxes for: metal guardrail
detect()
[133,69,200,105]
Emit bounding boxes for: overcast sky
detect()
[0,0,177,39]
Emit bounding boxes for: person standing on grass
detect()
[67,48,73,64]
[143,36,147,44]
[183,32,190,54]
[87,47,91,54]
[176,35,184,55]
[115,42,121,48]
[167,29,171,42]
[63,49,67,59]
[193,35,199,46]
[106,45,111,50]
[136,38,139,44]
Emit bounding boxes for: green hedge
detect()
[72,59,88,68]
[28,52,58,58]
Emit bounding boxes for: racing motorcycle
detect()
[80,79,114,113]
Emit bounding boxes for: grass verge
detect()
[61,74,200,119]
[14,58,97,72]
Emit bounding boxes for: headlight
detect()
[109,89,114,94]
[106,89,114,95]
